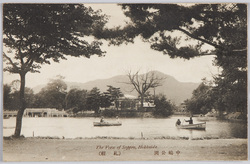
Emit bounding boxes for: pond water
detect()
[3,116,247,139]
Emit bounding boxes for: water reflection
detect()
[3,116,247,139]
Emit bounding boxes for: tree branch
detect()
[3,52,19,69]
[232,48,247,53]
[3,52,20,73]
[18,36,25,66]
[177,27,221,49]
[127,71,141,94]
[127,70,164,96]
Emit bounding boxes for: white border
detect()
[0,1,249,164]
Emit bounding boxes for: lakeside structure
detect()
[102,94,156,111]
[3,108,69,118]
[174,103,189,115]
[3,110,17,118]
[3,96,155,119]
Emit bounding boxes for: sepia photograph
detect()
[1,1,248,162]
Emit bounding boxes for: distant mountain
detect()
[33,71,200,105]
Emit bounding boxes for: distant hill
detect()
[33,71,200,105]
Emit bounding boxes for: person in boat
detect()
[100,116,105,123]
[185,117,193,124]
[175,119,181,126]
[116,116,120,123]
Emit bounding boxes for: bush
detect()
[153,94,175,117]
[101,110,118,117]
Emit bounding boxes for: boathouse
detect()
[24,108,69,117]
[3,108,69,118]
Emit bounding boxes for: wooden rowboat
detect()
[93,122,122,126]
[176,122,206,130]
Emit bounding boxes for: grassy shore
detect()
[3,137,248,161]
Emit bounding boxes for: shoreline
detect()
[4,113,247,121]
[4,135,247,140]
[3,137,248,161]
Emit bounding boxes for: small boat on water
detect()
[176,122,206,130]
[93,122,122,126]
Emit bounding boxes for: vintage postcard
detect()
[2,2,248,162]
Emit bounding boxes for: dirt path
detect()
[3,138,248,161]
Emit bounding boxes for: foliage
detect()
[22,87,35,108]
[3,84,35,110]
[212,54,247,114]
[86,87,102,113]
[100,4,246,59]
[4,81,123,114]
[105,85,124,101]
[120,98,136,110]
[99,93,113,108]
[210,4,247,114]
[186,65,247,115]
[153,94,175,117]
[65,88,88,112]
[185,79,214,114]
[100,4,247,115]
[103,85,124,110]
[3,84,12,110]
[3,4,107,73]
[3,4,108,136]
[33,76,67,109]
[126,70,164,109]
[101,110,118,118]
[144,91,154,102]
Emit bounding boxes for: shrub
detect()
[153,94,175,117]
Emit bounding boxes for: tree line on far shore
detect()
[185,77,247,117]
[3,76,176,117]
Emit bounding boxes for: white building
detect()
[24,108,68,117]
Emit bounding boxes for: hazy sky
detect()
[3,4,220,88]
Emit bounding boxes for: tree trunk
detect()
[115,100,119,111]
[140,95,144,110]
[14,72,26,137]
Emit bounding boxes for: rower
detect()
[116,116,120,123]
[184,117,193,124]
[175,119,181,126]
[100,116,105,122]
